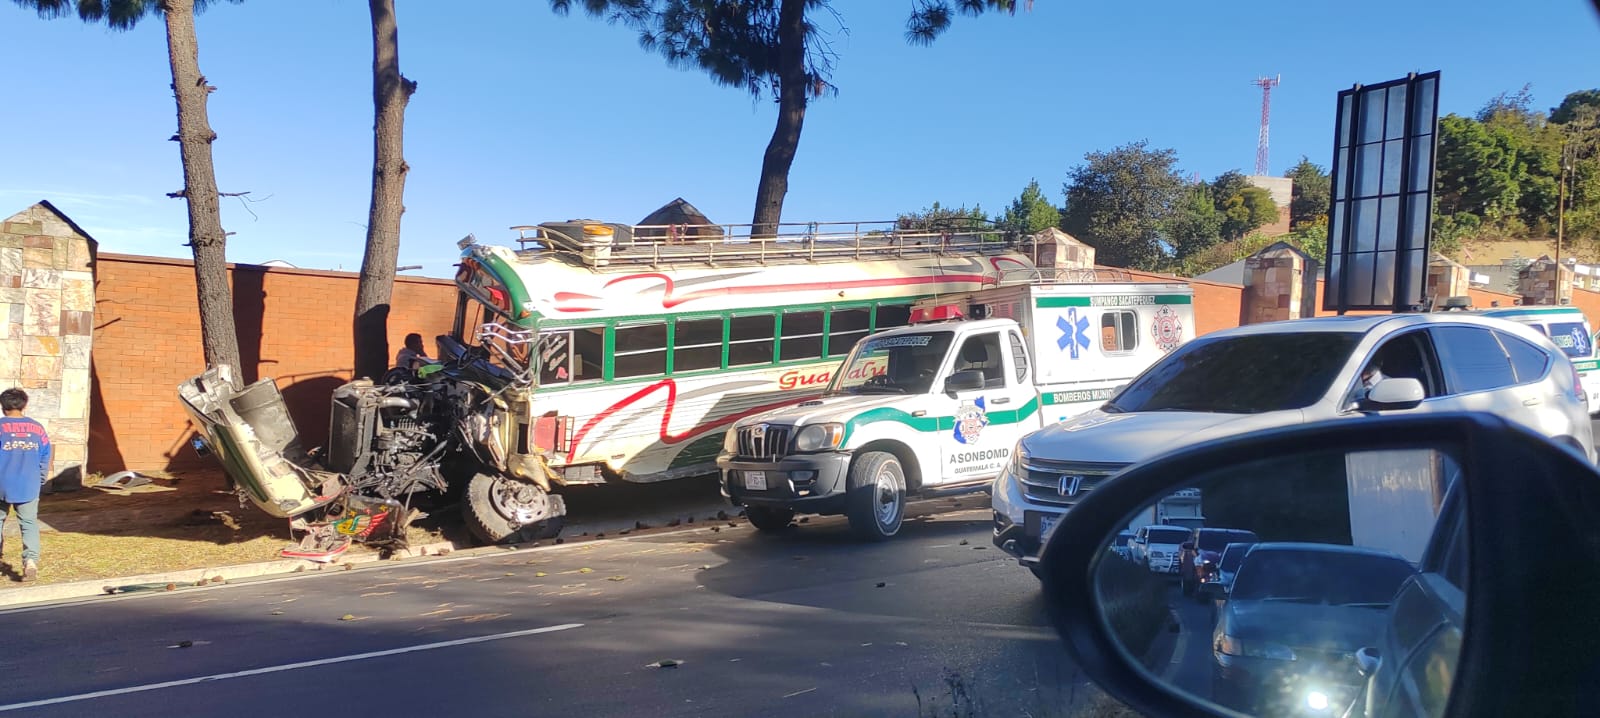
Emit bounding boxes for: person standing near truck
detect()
[0,388,51,582]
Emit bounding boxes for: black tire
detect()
[845,451,907,541]
[463,472,561,545]
[745,506,795,532]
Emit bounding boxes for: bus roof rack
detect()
[508,220,1023,269]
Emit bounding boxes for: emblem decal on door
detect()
[1151,305,1184,353]
[953,397,989,445]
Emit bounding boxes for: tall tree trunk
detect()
[163,0,242,388]
[750,0,809,238]
[353,0,416,380]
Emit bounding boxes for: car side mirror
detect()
[1035,412,1600,718]
[943,369,985,395]
[1361,377,1426,410]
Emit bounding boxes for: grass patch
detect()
[0,469,459,587]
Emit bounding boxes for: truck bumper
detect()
[718,452,852,514]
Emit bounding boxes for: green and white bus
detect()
[450,220,1041,486]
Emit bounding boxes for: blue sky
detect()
[4,1,1598,278]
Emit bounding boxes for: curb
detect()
[0,539,463,609]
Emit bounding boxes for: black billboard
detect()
[1324,72,1441,313]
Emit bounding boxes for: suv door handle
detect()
[990,397,1011,405]
[1523,397,1541,406]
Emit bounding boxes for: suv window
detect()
[1496,331,1551,384]
[1108,332,1362,414]
[1358,331,1444,398]
[1430,325,1516,394]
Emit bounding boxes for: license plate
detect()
[743,471,768,491]
[1039,513,1061,541]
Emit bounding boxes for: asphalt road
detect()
[0,498,1099,718]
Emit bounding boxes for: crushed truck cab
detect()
[718,317,1042,540]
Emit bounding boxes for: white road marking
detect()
[0,623,583,712]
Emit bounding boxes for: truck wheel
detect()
[464,473,561,544]
[745,506,795,532]
[845,451,906,541]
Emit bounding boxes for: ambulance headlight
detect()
[793,423,845,452]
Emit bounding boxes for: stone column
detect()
[1425,255,1471,308]
[1240,243,1311,325]
[1517,257,1573,306]
[1,202,95,492]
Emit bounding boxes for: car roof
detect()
[1197,311,1560,346]
[1199,528,1256,535]
[1245,542,1409,562]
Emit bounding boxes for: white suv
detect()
[993,313,1597,570]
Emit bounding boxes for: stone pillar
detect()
[1026,227,1095,272]
[1517,257,1573,306]
[1240,243,1312,325]
[1,202,95,492]
[1425,254,1471,307]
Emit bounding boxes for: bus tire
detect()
[745,506,795,532]
[846,451,906,541]
[464,472,560,545]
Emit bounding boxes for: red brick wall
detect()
[90,254,457,472]
[1468,287,1521,311]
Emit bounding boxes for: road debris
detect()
[578,567,594,574]
[783,687,817,698]
[534,572,548,577]
[606,575,627,581]
[646,659,683,669]
[959,539,969,546]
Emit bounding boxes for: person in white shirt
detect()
[394,333,429,371]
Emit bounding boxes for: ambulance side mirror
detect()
[944,370,985,395]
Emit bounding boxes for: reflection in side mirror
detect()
[944,369,985,394]
[1363,377,1426,410]
[1355,646,1381,678]
[1091,445,1465,717]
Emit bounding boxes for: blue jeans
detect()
[2,499,40,563]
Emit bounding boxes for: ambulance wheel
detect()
[846,451,906,541]
[745,506,795,532]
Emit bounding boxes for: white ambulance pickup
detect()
[716,281,1196,540]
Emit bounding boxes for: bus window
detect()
[875,304,912,331]
[675,317,724,373]
[538,327,603,384]
[537,331,573,384]
[827,308,871,356]
[781,310,825,362]
[572,327,604,380]
[728,314,776,367]
[614,322,668,378]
